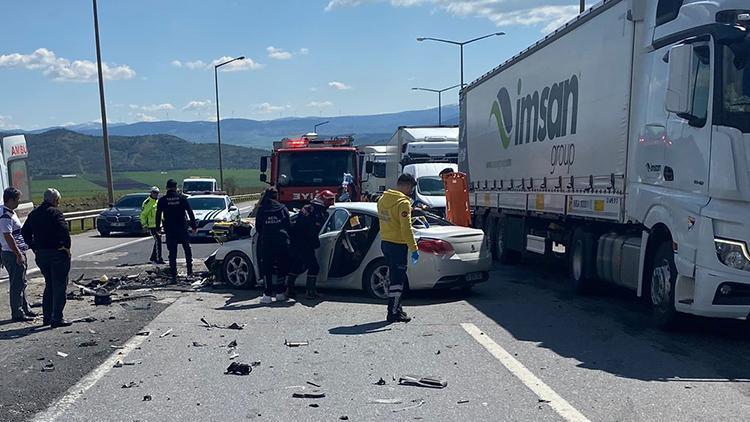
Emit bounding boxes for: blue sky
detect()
[0,0,580,129]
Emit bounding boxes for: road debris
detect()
[192,342,207,347]
[225,362,252,376]
[538,399,551,404]
[284,340,309,347]
[309,404,319,408]
[374,378,386,386]
[225,322,245,330]
[136,330,150,336]
[159,328,173,338]
[121,382,138,389]
[457,399,470,404]
[369,398,402,404]
[200,317,211,328]
[77,340,98,347]
[393,399,425,413]
[339,417,349,421]
[41,362,55,372]
[227,339,237,348]
[143,395,152,401]
[229,353,240,360]
[292,391,326,399]
[56,351,68,358]
[398,375,447,389]
[70,316,97,323]
[306,381,321,388]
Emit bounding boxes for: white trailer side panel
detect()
[463,0,634,221]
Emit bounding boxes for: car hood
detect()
[99,207,141,217]
[194,209,228,222]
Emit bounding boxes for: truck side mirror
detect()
[365,161,374,174]
[665,44,696,116]
[259,173,267,183]
[260,156,268,173]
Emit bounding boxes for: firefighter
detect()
[285,190,335,299]
[141,186,164,264]
[377,173,419,323]
[155,179,196,283]
[255,187,291,303]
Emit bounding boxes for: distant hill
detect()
[28,105,459,149]
[0,129,267,177]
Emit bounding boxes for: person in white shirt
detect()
[1,187,35,322]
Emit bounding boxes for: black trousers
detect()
[165,229,192,278]
[35,249,71,324]
[259,237,289,296]
[381,241,407,316]
[149,228,162,261]
[287,246,320,288]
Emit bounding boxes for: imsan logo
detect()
[490,76,580,149]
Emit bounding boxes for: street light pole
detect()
[214,56,245,191]
[411,84,460,125]
[92,0,114,205]
[314,120,330,133]
[417,32,505,88]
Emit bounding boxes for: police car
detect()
[187,194,241,238]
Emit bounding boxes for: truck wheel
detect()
[649,242,680,329]
[222,251,255,289]
[568,228,594,293]
[494,215,521,264]
[362,258,389,300]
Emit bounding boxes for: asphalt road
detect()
[2,199,750,421]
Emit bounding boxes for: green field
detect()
[32,169,263,211]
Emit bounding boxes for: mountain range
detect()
[21,105,459,149]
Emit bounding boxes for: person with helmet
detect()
[285,189,335,299]
[256,187,292,303]
[155,179,196,283]
[141,186,164,264]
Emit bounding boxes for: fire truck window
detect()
[278,151,355,187]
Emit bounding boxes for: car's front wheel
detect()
[222,251,255,289]
[98,230,110,237]
[362,258,389,300]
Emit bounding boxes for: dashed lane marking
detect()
[461,322,591,422]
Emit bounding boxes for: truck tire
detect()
[222,251,255,289]
[649,242,680,329]
[494,215,521,264]
[568,228,594,293]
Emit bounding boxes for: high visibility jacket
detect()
[140,197,158,229]
[377,189,417,252]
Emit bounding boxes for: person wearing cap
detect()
[155,179,196,282]
[141,186,164,264]
[285,189,335,299]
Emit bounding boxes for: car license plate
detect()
[465,272,483,282]
[111,222,126,227]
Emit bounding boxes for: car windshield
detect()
[188,197,225,210]
[417,176,445,196]
[183,181,214,192]
[115,195,147,208]
[720,41,750,132]
[278,150,356,187]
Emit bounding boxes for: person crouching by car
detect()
[256,187,291,304]
[141,186,164,264]
[285,190,335,299]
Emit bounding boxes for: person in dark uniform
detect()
[255,187,291,304]
[155,179,196,283]
[285,190,335,299]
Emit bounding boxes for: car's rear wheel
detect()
[362,258,389,300]
[222,251,254,289]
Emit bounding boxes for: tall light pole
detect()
[411,84,460,125]
[92,0,114,204]
[314,120,330,133]
[214,56,245,190]
[417,32,505,88]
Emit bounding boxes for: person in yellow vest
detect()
[377,173,419,323]
[141,186,164,264]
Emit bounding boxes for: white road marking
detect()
[32,315,157,422]
[461,323,591,422]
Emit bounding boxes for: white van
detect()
[402,163,457,216]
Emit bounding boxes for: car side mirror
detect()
[665,44,696,116]
[229,206,238,211]
[260,156,268,173]
[259,173,267,183]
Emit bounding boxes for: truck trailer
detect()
[384,126,458,184]
[460,0,750,327]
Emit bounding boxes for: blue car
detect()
[96,193,149,237]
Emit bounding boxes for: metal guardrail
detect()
[62,193,261,232]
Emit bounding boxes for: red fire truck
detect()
[259,134,361,209]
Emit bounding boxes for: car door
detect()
[316,208,350,282]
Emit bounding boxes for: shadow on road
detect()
[329,320,392,335]
[465,257,750,384]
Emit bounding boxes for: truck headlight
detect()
[715,239,750,272]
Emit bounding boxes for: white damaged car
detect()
[205,202,491,299]
[187,194,241,238]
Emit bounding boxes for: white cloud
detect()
[267,46,293,60]
[140,103,174,112]
[0,48,135,82]
[135,113,157,122]
[255,103,291,114]
[325,0,579,33]
[0,115,13,130]
[307,101,334,108]
[182,99,213,111]
[328,81,352,90]
[172,57,263,71]
[299,48,310,55]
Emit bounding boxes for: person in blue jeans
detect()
[1,187,36,322]
[376,174,419,323]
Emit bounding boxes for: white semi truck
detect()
[384,126,458,183]
[461,0,750,327]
